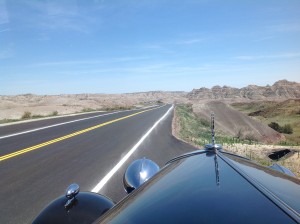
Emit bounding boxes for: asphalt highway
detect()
[0,104,197,223]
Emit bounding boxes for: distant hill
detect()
[1,80,299,121]
[187,80,300,100]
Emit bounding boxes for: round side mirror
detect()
[123,158,159,194]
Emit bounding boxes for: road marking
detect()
[0,106,158,140]
[0,107,160,162]
[91,104,174,193]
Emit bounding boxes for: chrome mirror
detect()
[123,158,159,194]
[65,183,80,208]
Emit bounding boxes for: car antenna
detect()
[211,112,215,146]
[211,112,220,186]
[204,112,222,153]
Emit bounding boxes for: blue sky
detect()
[0,0,300,95]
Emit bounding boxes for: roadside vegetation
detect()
[268,122,293,134]
[103,105,134,111]
[0,110,61,124]
[80,105,135,113]
[174,104,300,178]
[175,104,259,146]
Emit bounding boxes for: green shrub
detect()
[282,124,293,134]
[268,122,293,134]
[32,114,43,118]
[21,111,32,119]
[51,111,58,116]
[268,122,281,132]
[82,108,94,112]
[199,118,210,127]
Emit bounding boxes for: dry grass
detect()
[223,143,300,177]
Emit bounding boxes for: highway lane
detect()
[0,104,197,223]
[0,106,156,139]
[0,111,109,137]
[0,106,158,158]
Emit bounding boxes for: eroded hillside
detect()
[188,80,300,100]
[192,101,285,144]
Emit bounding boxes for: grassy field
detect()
[174,104,300,178]
[231,99,300,145]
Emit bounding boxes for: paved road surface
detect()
[0,104,197,223]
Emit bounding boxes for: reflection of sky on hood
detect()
[227,153,300,213]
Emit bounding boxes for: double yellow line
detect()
[0,108,156,162]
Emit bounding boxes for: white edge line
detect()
[0,105,159,140]
[91,104,174,193]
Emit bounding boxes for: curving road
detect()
[0,104,197,223]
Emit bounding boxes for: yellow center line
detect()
[0,107,157,162]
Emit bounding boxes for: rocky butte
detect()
[187,80,300,100]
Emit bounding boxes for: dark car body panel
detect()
[96,151,299,223]
[32,192,114,224]
[225,153,300,215]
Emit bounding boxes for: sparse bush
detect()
[104,105,133,111]
[235,128,243,139]
[51,111,58,116]
[21,111,32,119]
[244,133,257,144]
[268,122,293,134]
[82,108,94,112]
[32,114,43,118]
[282,124,293,134]
[0,118,20,124]
[199,118,210,127]
[268,122,281,132]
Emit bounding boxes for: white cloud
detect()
[235,53,300,60]
[175,38,206,45]
[253,36,275,42]
[141,44,162,49]
[0,28,9,33]
[22,0,97,33]
[268,23,300,33]
[27,56,149,67]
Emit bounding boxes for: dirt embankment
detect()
[192,101,285,144]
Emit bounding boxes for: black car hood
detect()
[96,151,299,223]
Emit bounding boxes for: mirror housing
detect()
[268,163,296,177]
[123,158,159,194]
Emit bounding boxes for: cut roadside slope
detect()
[192,101,285,144]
